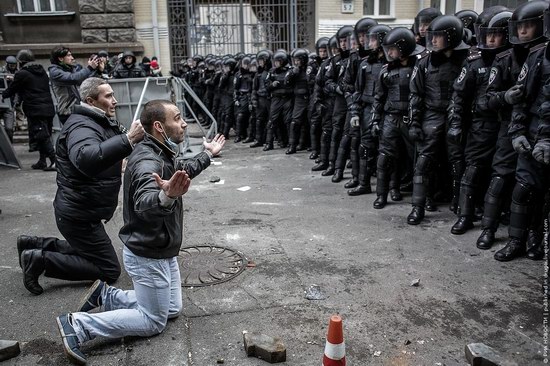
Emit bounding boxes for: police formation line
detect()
[180,3,550,263]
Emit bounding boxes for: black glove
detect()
[532,139,550,164]
[272,80,280,87]
[350,116,360,128]
[409,126,424,142]
[371,122,380,137]
[504,85,523,105]
[511,135,532,155]
[248,104,254,112]
[447,126,462,143]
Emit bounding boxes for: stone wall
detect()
[79,0,136,43]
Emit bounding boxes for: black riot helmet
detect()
[354,17,378,48]
[455,10,478,34]
[192,54,204,64]
[240,56,251,70]
[336,25,354,54]
[367,24,391,50]
[414,8,443,37]
[382,27,417,62]
[223,57,237,72]
[16,49,35,65]
[328,35,339,57]
[309,52,318,63]
[474,5,509,40]
[315,37,329,53]
[256,49,272,70]
[509,0,548,45]
[426,15,468,52]
[273,49,289,68]
[249,58,258,72]
[292,48,309,67]
[478,11,513,51]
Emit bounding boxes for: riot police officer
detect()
[407,15,470,225]
[448,8,512,235]
[250,50,272,148]
[414,7,443,47]
[495,0,550,261]
[308,38,328,159]
[477,1,548,252]
[219,57,237,138]
[234,56,253,142]
[370,28,421,207]
[285,48,310,154]
[264,50,293,151]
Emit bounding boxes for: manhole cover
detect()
[178,245,246,287]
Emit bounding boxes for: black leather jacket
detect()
[53,104,133,221]
[119,134,211,259]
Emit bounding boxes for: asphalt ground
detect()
[0,132,546,365]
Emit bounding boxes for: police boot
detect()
[263,143,274,151]
[32,154,47,170]
[373,195,387,209]
[390,189,402,202]
[331,169,344,183]
[494,238,525,262]
[425,197,437,212]
[348,159,372,196]
[21,249,45,295]
[344,177,359,189]
[526,228,544,260]
[285,145,297,155]
[451,217,474,235]
[309,152,319,160]
[243,136,255,143]
[321,162,335,176]
[476,229,495,250]
[407,206,425,225]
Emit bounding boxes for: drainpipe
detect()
[152,0,161,60]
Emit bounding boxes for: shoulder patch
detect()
[467,52,482,62]
[306,66,312,75]
[518,63,528,82]
[457,67,467,83]
[495,48,512,60]
[530,41,547,54]
[488,67,497,85]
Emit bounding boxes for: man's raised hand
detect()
[203,134,226,156]
[153,170,191,199]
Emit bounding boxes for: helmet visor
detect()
[426,30,450,52]
[508,16,543,44]
[382,44,403,62]
[477,26,507,49]
[367,34,381,50]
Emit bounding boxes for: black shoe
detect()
[389,189,402,202]
[526,229,544,260]
[17,235,41,268]
[250,141,263,148]
[425,198,437,212]
[56,314,87,365]
[21,249,44,295]
[315,157,321,164]
[331,169,343,183]
[347,185,371,196]
[494,238,525,262]
[32,160,47,170]
[309,152,319,160]
[373,195,388,209]
[476,229,495,250]
[243,137,255,143]
[344,178,358,189]
[311,162,328,171]
[77,280,108,312]
[285,146,296,155]
[451,217,474,235]
[321,163,335,176]
[263,143,274,151]
[407,206,425,225]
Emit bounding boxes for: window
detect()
[17,0,66,13]
[363,0,392,17]
[483,0,527,8]
[431,0,456,15]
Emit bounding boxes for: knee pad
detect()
[511,182,533,205]
[377,153,393,170]
[461,165,479,186]
[415,155,432,175]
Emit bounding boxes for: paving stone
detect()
[465,343,518,366]
[0,340,20,361]
[243,331,286,363]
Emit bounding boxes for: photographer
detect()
[49,46,104,125]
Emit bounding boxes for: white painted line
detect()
[292,188,302,191]
[212,161,222,165]
[215,180,225,185]
[237,186,251,191]
[251,202,282,206]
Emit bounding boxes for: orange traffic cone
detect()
[322,314,346,365]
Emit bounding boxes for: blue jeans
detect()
[71,247,182,343]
